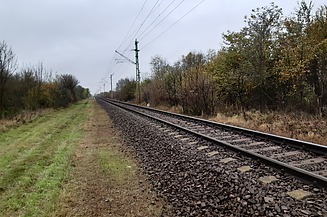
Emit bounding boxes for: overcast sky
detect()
[1,0,326,94]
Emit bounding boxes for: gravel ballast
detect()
[98,100,327,217]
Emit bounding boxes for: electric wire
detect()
[101,0,148,86]
[102,51,118,79]
[117,0,148,50]
[138,0,179,40]
[122,0,161,54]
[121,0,165,52]
[100,0,206,92]
[143,0,206,50]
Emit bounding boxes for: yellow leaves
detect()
[315,38,327,55]
[40,82,60,107]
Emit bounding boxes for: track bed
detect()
[97,98,327,216]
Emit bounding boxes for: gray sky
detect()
[1,0,326,94]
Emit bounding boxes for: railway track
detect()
[98,97,327,188]
[97,97,327,215]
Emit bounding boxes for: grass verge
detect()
[0,100,90,217]
[53,101,163,216]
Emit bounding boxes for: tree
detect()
[116,78,136,101]
[147,56,171,105]
[40,82,60,108]
[163,63,182,106]
[75,85,91,100]
[275,1,315,109]
[213,49,252,118]
[140,78,152,103]
[110,2,327,117]
[19,63,46,110]
[21,66,38,109]
[0,41,17,116]
[58,74,79,103]
[247,3,282,108]
[179,52,215,115]
[150,55,169,79]
[306,5,327,115]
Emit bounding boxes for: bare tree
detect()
[0,41,17,114]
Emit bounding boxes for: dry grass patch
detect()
[150,104,327,146]
[212,110,327,146]
[55,101,163,217]
[0,109,53,132]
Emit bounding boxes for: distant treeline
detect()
[114,2,327,117]
[0,41,90,118]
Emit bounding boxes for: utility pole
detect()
[134,39,141,102]
[101,78,108,94]
[110,73,114,99]
[115,39,141,103]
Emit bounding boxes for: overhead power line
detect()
[138,0,179,40]
[143,0,206,50]
[117,0,148,51]
[122,0,161,54]
[102,1,149,84]
[101,0,206,92]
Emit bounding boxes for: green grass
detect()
[99,149,136,184]
[0,100,91,217]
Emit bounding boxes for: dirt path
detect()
[54,101,163,216]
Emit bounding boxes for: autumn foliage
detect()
[0,42,90,118]
[115,2,327,117]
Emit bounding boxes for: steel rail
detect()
[98,97,327,188]
[104,98,327,156]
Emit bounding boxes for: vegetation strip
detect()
[112,2,327,120]
[54,101,163,216]
[0,99,164,216]
[0,100,90,216]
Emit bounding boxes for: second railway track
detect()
[98,97,327,188]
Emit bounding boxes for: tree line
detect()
[0,40,90,118]
[115,1,327,117]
